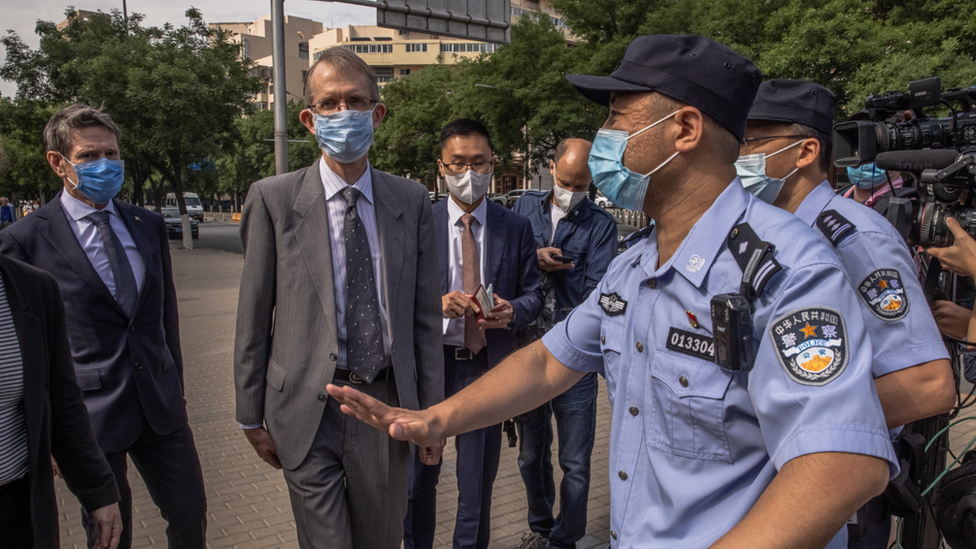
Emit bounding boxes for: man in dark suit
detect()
[234,47,444,549]
[0,104,206,549]
[403,119,543,549]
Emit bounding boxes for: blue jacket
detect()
[512,190,617,322]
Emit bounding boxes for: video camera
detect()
[833,77,976,247]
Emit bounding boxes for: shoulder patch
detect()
[857,269,910,321]
[817,210,856,246]
[599,292,627,316]
[769,307,849,386]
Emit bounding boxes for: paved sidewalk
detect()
[53,246,976,548]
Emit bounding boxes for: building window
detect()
[241,37,249,58]
[405,43,427,53]
[350,36,371,42]
[440,43,496,53]
[298,41,309,59]
[400,69,410,76]
[399,29,409,35]
[374,66,394,75]
[301,70,308,87]
[313,50,324,61]
[254,101,268,110]
[344,44,393,54]
[376,76,392,83]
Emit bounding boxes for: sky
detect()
[0,0,378,98]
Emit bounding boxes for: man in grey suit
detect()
[234,47,445,549]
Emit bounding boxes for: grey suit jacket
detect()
[234,162,445,470]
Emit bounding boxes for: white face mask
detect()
[551,177,587,213]
[445,169,492,204]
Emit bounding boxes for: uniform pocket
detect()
[600,321,626,402]
[646,348,733,462]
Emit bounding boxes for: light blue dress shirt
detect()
[443,196,487,348]
[795,180,949,379]
[60,191,146,296]
[542,180,898,548]
[318,158,391,370]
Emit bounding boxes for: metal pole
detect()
[271,0,289,175]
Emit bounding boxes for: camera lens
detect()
[918,203,976,248]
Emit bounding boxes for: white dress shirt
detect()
[443,196,488,348]
[60,191,146,296]
[318,158,391,370]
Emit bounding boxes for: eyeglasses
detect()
[440,160,495,175]
[307,98,378,114]
[740,134,807,153]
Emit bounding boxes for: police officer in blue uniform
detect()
[739,78,956,548]
[327,35,898,548]
[511,138,617,549]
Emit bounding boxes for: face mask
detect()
[311,107,375,163]
[551,175,587,213]
[735,140,802,204]
[444,169,492,204]
[59,154,125,204]
[847,163,888,190]
[588,110,681,211]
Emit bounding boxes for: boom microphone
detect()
[875,150,960,172]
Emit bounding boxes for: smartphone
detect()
[552,255,574,263]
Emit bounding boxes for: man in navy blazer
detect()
[0,104,206,549]
[404,119,543,549]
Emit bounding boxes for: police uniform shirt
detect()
[542,180,898,548]
[795,180,949,380]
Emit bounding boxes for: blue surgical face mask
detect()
[735,140,802,204]
[59,154,125,204]
[310,107,376,163]
[588,110,681,211]
[847,163,888,190]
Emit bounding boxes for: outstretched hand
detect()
[926,217,976,277]
[325,383,446,463]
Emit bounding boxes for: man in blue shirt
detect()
[511,138,616,549]
[739,79,955,548]
[328,34,898,548]
[0,197,16,228]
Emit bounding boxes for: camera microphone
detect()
[875,150,960,172]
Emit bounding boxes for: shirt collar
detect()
[794,179,837,227]
[60,189,118,222]
[639,177,750,287]
[447,194,488,228]
[318,156,373,204]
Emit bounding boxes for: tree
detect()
[0,98,60,200]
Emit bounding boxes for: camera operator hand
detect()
[926,217,976,277]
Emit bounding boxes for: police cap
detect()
[565,34,762,141]
[748,79,836,136]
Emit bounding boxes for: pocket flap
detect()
[651,349,732,400]
[75,371,102,392]
[266,360,286,392]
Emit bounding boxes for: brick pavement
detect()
[53,246,976,548]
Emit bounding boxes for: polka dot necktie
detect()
[86,210,138,318]
[342,187,383,383]
[461,213,485,355]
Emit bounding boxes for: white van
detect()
[162,192,204,222]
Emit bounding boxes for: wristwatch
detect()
[507,309,517,328]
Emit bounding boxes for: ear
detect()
[437,159,446,179]
[372,103,387,130]
[671,106,704,153]
[47,151,69,179]
[795,138,821,170]
[549,159,555,174]
[299,108,316,134]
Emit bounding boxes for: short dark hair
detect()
[789,122,832,174]
[304,47,379,107]
[44,104,121,156]
[440,119,493,152]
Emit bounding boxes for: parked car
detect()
[165,216,199,240]
[595,192,615,209]
[161,192,204,222]
[487,193,508,208]
[505,189,532,207]
[429,191,447,204]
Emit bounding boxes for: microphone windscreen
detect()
[875,150,960,172]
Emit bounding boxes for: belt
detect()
[332,368,394,384]
[445,346,484,361]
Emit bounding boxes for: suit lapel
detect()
[36,198,126,317]
[293,164,339,336]
[371,169,403,325]
[433,200,449,293]
[484,201,507,287]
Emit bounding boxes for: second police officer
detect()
[738,79,956,548]
[326,34,899,548]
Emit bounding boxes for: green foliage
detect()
[0,98,60,197]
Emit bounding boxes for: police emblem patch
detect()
[599,293,627,316]
[857,269,909,321]
[769,307,848,386]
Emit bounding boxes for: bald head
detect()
[551,138,593,195]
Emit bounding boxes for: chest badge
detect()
[857,269,909,321]
[599,292,627,316]
[770,307,849,386]
[686,310,699,328]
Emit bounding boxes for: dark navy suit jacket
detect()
[434,197,543,367]
[0,195,186,454]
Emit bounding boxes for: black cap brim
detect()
[566,74,654,107]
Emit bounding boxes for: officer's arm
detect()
[327,340,584,447]
[710,452,888,549]
[874,359,955,429]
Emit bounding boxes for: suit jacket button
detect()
[135,362,143,370]
[330,353,338,362]
[129,325,136,332]
[317,393,327,402]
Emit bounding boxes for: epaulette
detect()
[816,210,856,246]
[623,224,654,249]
